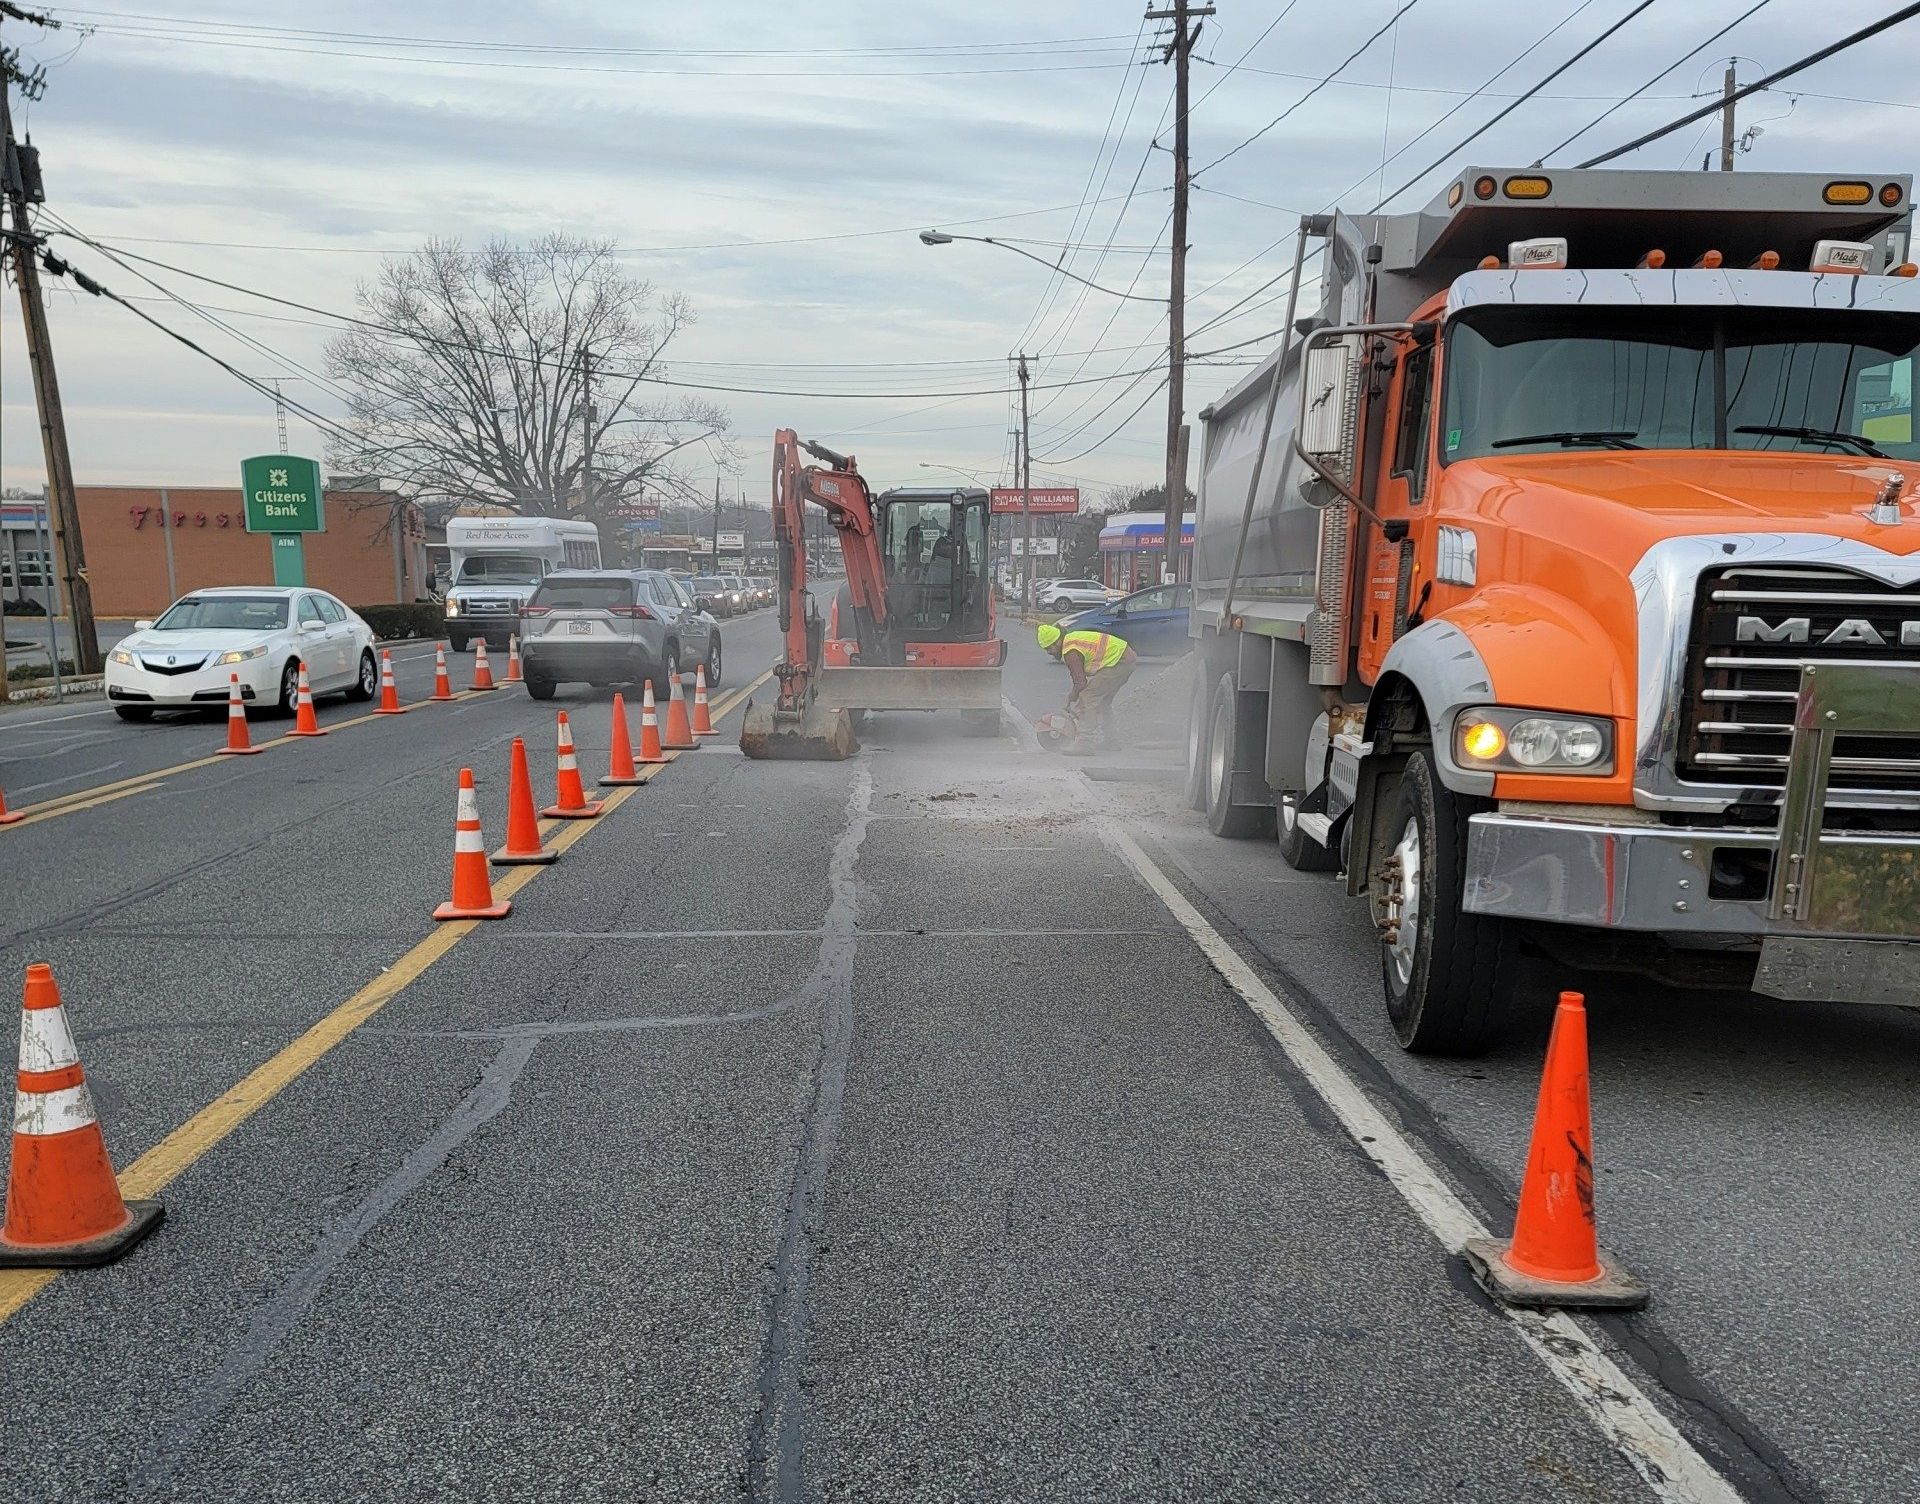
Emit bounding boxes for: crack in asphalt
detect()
[743,769,872,1504]
[124,1035,541,1501]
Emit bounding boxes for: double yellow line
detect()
[3,689,494,831]
[0,671,769,1324]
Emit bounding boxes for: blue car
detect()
[1064,583,1191,658]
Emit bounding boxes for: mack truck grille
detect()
[1680,565,1920,792]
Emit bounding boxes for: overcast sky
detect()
[4,0,1918,504]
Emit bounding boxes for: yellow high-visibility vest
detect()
[1060,629,1128,672]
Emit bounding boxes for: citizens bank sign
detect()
[240,454,325,534]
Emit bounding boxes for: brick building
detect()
[3,486,430,618]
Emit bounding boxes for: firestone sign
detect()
[241,454,325,534]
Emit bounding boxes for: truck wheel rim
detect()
[1280,794,1298,833]
[1386,816,1421,988]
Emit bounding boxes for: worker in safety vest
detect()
[1037,621,1138,747]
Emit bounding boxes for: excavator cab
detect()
[875,487,994,643]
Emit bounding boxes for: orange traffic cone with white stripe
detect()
[492,737,557,866]
[434,767,511,920]
[692,664,717,736]
[541,711,603,818]
[599,692,646,786]
[0,784,23,826]
[0,963,164,1268]
[662,669,697,750]
[506,634,524,684]
[375,650,407,715]
[1464,992,1647,1309]
[430,645,456,702]
[217,673,261,754]
[287,661,327,736]
[470,641,498,692]
[636,681,668,764]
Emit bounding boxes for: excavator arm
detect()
[741,429,878,758]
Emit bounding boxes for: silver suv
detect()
[518,569,721,701]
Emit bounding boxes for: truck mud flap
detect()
[812,665,1003,712]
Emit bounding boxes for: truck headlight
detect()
[445,597,461,616]
[214,645,268,665]
[1454,708,1613,774]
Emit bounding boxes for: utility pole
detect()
[269,378,289,452]
[578,343,594,519]
[1017,354,1034,615]
[1150,0,1211,587]
[711,475,721,565]
[2,12,100,675]
[1719,62,1737,172]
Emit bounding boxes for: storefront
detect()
[1097,512,1194,594]
[3,486,430,618]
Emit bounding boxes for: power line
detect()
[45,8,1135,57]
[1032,376,1169,466]
[1192,0,1423,179]
[1369,0,1662,210]
[1578,2,1920,167]
[1534,1,1772,165]
[47,224,1214,400]
[1008,15,1153,355]
[60,21,1142,78]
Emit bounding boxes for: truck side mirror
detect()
[1299,335,1356,464]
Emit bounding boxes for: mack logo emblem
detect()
[1735,614,1920,647]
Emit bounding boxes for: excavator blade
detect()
[739,698,859,761]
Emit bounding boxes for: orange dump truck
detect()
[1188,167,1920,1054]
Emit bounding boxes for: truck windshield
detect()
[1442,306,1920,463]
[455,555,542,585]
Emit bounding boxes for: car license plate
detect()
[568,621,593,636]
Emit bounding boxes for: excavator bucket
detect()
[739,697,859,761]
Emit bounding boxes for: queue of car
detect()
[97,564,770,728]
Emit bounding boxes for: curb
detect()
[4,675,105,706]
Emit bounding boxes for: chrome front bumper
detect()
[1463,812,1920,1002]
[1464,812,1920,936]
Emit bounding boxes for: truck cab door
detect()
[1358,340,1434,685]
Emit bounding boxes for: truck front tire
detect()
[1277,793,1339,872]
[1380,750,1511,1056]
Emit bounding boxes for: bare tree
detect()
[325,236,730,525]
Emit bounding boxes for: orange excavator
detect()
[740,429,1006,759]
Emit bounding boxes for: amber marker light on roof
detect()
[1823,181,1873,205]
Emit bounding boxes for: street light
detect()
[918,230,1163,303]
[918,462,988,482]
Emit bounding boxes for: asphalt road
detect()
[0,599,1909,1502]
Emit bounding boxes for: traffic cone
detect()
[430,645,456,702]
[1463,992,1647,1309]
[492,737,557,866]
[375,650,407,715]
[541,711,604,818]
[217,673,261,754]
[662,669,697,750]
[470,641,498,692]
[599,692,647,786]
[433,768,511,920]
[636,681,668,764]
[0,963,164,1268]
[287,661,327,736]
[0,784,23,826]
[691,664,717,736]
[506,635,524,684]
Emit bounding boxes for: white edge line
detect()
[1081,796,1747,1504]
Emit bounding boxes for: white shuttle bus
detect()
[443,517,601,650]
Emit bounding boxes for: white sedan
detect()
[105,586,379,722]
